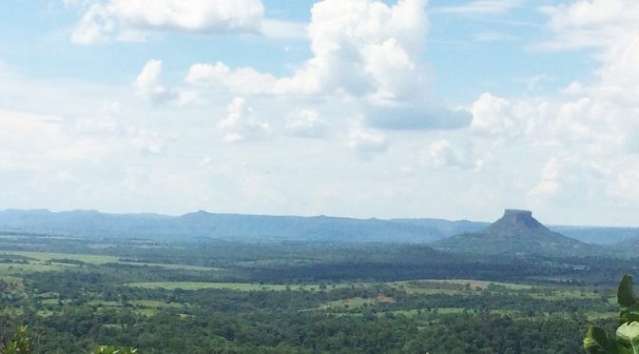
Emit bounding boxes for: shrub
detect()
[585,275,639,354]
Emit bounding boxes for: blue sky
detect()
[1,0,594,99]
[1,0,638,225]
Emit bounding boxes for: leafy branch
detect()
[585,275,639,354]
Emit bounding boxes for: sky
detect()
[0,0,638,226]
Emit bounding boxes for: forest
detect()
[0,231,633,353]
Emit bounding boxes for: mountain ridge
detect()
[0,208,634,246]
[0,209,466,242]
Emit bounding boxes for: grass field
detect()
[408,279,531,290]
[0,262,65,275]
[323,294,396,310]
[127,281,351,292]
[84,299,186,317]
[2,251,119,264]
[117,261,222,272]
[529,290,602,300]
[0,251,224,275]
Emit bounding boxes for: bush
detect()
[585,275,639,354]
[0,327,137,354]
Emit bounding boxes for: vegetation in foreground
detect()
[584,275,639,354]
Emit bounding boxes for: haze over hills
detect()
[0,208,635,246]
[433,209,604,257]
[550,226,639,245]
[0,209,474,243]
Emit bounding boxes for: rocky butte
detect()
[432,209,601,257]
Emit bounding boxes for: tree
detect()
[584,275,639,354]
[1,326,31,354]
[92,346,138,354]
[0,326,138,354]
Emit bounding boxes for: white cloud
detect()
[71,0,265,44]
[286,109,327,138]
[366,103,472,130]
[347,127,388,159]
[528,156,610,207]
[539,0,639,51]
[185,62,278,96]
[458,1,639,214]
[127,128,167,155]
[435,0,524,15]
[185,0,469,132]
[260,19,308,40]
[470,93,541,139]
[134,60,177,104]
[0,108,106,164]
[218,97,270,143]
[424,139,476,170]
[275,0,430,99]
[63,0,91,8]
[188,0,430,98]
[0,109,66,164]
[4,0,639,224]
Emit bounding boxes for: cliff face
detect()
[486,210,552,239]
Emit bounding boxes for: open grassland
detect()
[0,262,66,275]
[117,261,222,272]
[402,279,532,290]
[0,275,23,287]
[528,289,603,300]
[2,251,119,264]
[127,281,339,291]
[322,294,396,310]
[386,278,532,296]
[0,250,224,274]
[127,281,369,292]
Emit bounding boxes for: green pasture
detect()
[127,281,345,292]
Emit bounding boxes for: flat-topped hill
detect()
[433,209,602,257]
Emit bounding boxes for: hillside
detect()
[608,236,639,257]
[433,209,603,257]
[390,218,488,237]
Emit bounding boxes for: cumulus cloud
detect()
[218,97,270,143]
[188,0,429,97]
[0,109,67,164]
[528,156,610,207]
[0,107,166,168]
[435,0,524,15]
[285,109,327,138]
[260,19,308,40]
[185,0,469,132]
[424,139,477,170]
[134,60,178,104]
[366,103,472,130]
[539,0,639,51]
[453,0,639,211]
[469,93,547,139]
[347,127,388,159]
[185,62,278,96]
[71,0,265,44]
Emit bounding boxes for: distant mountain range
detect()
[0,209,637,248]
[0,209,479,243]
[432,209,602,257]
